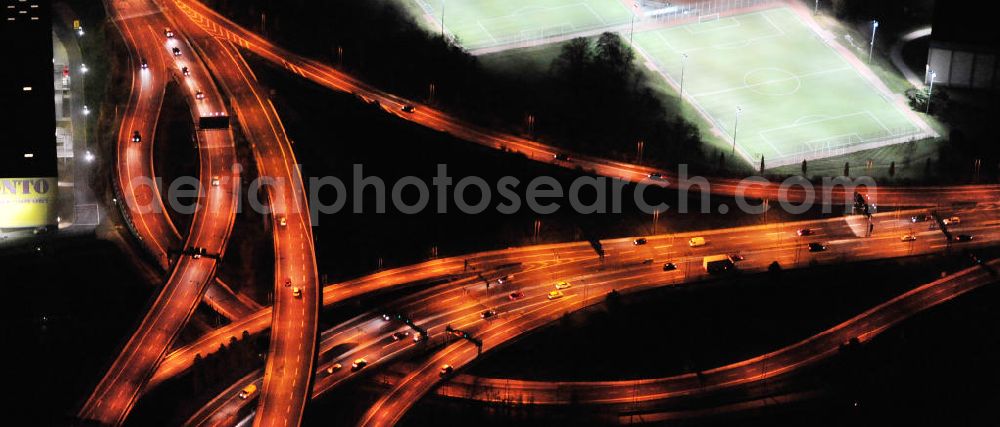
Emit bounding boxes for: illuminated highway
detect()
[357,207,1000,427]
[166,0,1000,208]
[76,0,239,424]
[76,1,1000,426]
[176,206,1000,425]
[155,5,322,425]
[434,259,999,410]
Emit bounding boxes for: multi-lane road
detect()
[434,259,999,411]
[178,205,1000,425]
[82,1,1000,425]
[166,0,1000,209]
[356,207,1000,427]
[154,6,321,425]
[77,0,239,424]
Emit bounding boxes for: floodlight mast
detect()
[732,106,743,156]
[926,70,937,114]
[680,53,689,99]
[868,20,879,63]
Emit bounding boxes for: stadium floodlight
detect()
[680,53,689,99]
[732,106,743,156]
[926,70,937,114]
[630,14,636,44]
[868,20,879,63]
[814,0,819,14]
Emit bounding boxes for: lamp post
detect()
[630,14,635,44]
[868,20,879,63]
[925,70,937,114]
[732,106,742,156]
[680,53,689,100]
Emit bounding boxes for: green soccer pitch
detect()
[411,0,634,49]
[634,7,927,167]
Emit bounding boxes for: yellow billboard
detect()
[0,177,58,228]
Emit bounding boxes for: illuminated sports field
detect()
[410,0,634,49]
[634,7,927,167]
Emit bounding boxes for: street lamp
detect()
[80,63,88,74]
[680,53,689,100]
[868,20,879,63]
[925,70,937,114]
[732,106,742,156]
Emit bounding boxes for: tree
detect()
[593,32,634,81]
[844,162,850,177]
[925,157,933,177]
[551,37,591,86]
[801,159,808,176]
[889,161,896,177]
[759,157,765,174]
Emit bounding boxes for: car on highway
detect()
[553,153,569,161]
[401,104,415,113]
[808,242,827,252]
[943,216,961,225]
[633,238,647,245]
[413,332,423,342]
[662,262,677,271]
[911,214,929,223]
[439,364,454,377]
[284,279,291,287]
[131,131,141,143]
[641,258,654,265]
[955,234,974,242]
[481,309,496,319]
[238,383,257,399]
[172,46,181,56]
[689,237,706,247]
[391,331,410,341]
[279,217,287,227]
[195,90,205,100]
[351,358,367,371]
[211,176,220,187]
[547,290,564,300]
[181,66,190,76]
[325,363,342,375]
[729,254,745,262]
[140,58,148,70]
[164,27,174,38]
[647,172,663,180]
[381,313,392,321]
[508,291,524,300]
[901,234,917,242]
[554,281,572,290]
[291,286,302,298]
[796,228,813,236]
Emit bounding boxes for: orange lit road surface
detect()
[434,260,1000,409]
[155,6,321,426]
[184,206,1000,425]
[167,0,1000,208]
[105,0,250,323]
[77,0,238,424]
[357,211,1000,427]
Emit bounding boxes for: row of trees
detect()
[203,0,711,170]
[189,331,263,395]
